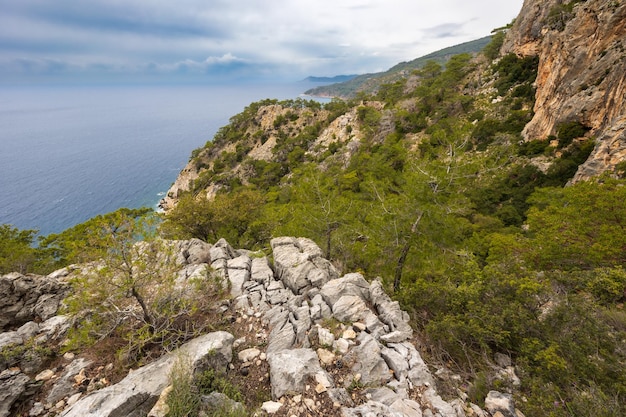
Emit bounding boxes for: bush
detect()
[166,357,247,417]
[494,54,539,95]
[518,139,550,156]
[483,31,506,61]
[556,121,590,148]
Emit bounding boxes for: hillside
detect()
[303,36,492,98]
[2,0,626,416]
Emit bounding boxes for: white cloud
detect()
[0,0,524,82]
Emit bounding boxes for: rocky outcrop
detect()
[0,272,69,331]
[503,0,626,180]
[59,332,234,417]
[1,237,523,416]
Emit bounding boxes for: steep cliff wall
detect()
[503,0,626,181]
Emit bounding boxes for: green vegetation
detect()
[166,356,247,417]
[0,224,38,274]
[547,0,585,31]
[305,36,492,98]
[60,209,223,366]
[3,32,623,416]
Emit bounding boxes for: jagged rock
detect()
[227,255,251,297]
[328,388,354,407]
[251,257,274,284]
[344,333,391,385]
[209,239,236,262]
[392,342,435,387]
[47,358,93,405]
[176,264,212,285]
[391,398,423,417]
[485,391,517,417]
[0,369,30,417]
[422,387,458,417]
[271,237,338,294]
[381,346,409,380]
[331,295,369,322]
[362,310,387,339]
[59,332,234,417]
[503,0,626,180]
[0,331,23,350]
[266,313,296,354]
[311,293,333,320]
[293,305,312,346]
[36,315,71,342]
[29,401,45,416]
[0,273,68,331]
[320,273,371,306]
[17,321,40,340]
[267,348,331,399]
[316,325,335,347]
[177,238,212,265]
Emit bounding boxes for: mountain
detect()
[303,75,359,83]
[304,36,492,98]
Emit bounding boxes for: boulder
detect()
[344,333,391,385]
[178,238,212,265]
[267,348,331,399]
[0,273,68,331]
[0,369,30,417]
[59,332,234,417]
[485,391,517,417]
[271,237,338,294]
[320,273,371,307]
[251,257,274,284]
[17,321,40,340]
[331,295,369,323]
[0,331,23,350]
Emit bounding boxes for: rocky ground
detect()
[1,237,524,417]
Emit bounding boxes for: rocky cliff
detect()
[0,238,522,417]
[502,0,626,181]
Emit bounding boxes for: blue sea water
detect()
[0,82,322,236]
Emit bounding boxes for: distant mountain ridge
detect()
[305,36,492,98]
[303,75,359,83]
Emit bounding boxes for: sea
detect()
[0,82,326,237]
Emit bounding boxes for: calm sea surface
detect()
[0,83,321,236]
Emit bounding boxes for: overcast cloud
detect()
[0,0,523,84]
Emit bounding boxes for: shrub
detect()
[518,139,550,157]
[556,121,590,148]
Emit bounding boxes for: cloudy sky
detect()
[0,0,523,84]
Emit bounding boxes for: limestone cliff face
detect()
[503,0,626,180]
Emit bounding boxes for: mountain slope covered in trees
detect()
[2,0,626,415]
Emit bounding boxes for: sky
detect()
[0,0,524,84]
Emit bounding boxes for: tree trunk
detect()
[394,241,412,292]
[131,286,154,331]
[393,213,423,293]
